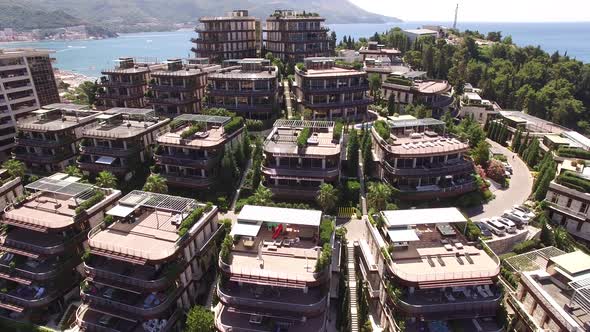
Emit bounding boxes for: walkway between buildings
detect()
[230,158,252,211]
[283,80,294,119]
[347,244,360,332]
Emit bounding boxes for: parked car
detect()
[503,162,513,174]
[483,218,506,236]
[496,217,517,233]
[475,222,493,237]
[504,209,531,226]
[512,205,535,219]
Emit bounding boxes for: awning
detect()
[107,205,136,218]
[230,222,262,237]
[387,229,420,242]
[96,156,116,165]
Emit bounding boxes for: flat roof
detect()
[104,107,155,117]
[174,114,231,125]
[25,176,95,198]
[387,229,420,242]
[564,131,590,149]
[42,103,89,111]
[273,119,334,129]
[389,117,444,129]
[382,207,467,227]
[230,222,263,237]
[404,28,438,35]
[551,251,590,276]
[545,134,572,145]
[238,205,322,227]
[464,92,482,101]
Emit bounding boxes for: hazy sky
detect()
[349,0,590,22]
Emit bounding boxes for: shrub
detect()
[373,120,390,140]
[217,197,228,212]
[333,121,343,141]
[556,171,590,193]
[295,62,306,72]
[462,219,482,241]
[513,239,540,254]
[384,76,412,86]
[486,159,506,183]
[557,146,590,159]
[314,243,332,272]
[245,119,264,132]
[297,128,311,148]
[177,204,214,236]
[319,218,335,245]
[224,117,244,135]
[220,234,233,264]
[180,123,206,139]
[75,190,105,216]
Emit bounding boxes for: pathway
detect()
[466,139,534,220]
[229,159,252,211]
[347,244,359,332]
[283,80,294,119]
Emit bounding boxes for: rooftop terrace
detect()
[156,114,238,148]
[500,110,567,134]
[264,120,340,157]
[88,191,213,262]
[17,108,100,132]
[83,110,168,139]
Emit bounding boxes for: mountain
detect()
[0,0,401,33]
[0,5,85,30]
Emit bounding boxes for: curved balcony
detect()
[149,96,197,105]
[15,137,74,148]
[154,153,218,168]
[97,92,144,100]
[150,83,201,92]
[81,282,182,319]
[381,160,473,177]
[77,160,129,175]
[262,183,320,199]
[83,259,176,291]
[160,173,214,189]
[0,287,61,309]
[299,83,369,94]
[217,282,328,315]
[395,289,502,317]
[13,152,74,164]
[208,88,276,97]
[80,145,138,157]
[215,304,327,332]
[300,98,372,109]
[0,229,86,256]
[261,165,340,179]
[0,256,78,282]
[100,80,146,87]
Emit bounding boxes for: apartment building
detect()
[192,10,260,63]
[381,72,453,115]
[97,57,159,109]
[357,208,503,331]
[77,108,169,179]
[458,84,501,125]
[0,174,120,323]
[216,205,333,332]
[506,248,590,332]
[78,190,221,331]
[264,10,332,63]
[149,58,217,117]
[294,57,371,120]
[402,28,439,42]
[0,168,24,210]
[154,114,245,189]
[371,116,476,200]
[13,104,100,174]
[207,58,280,119]
[0,48,60,157]
[358,41,401,63]
[262,120,342,199]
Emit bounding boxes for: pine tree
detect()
[511,128,522,151]
[347,130,360,177]
[518,132,529,156]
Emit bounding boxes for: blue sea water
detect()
[1,21,589,78]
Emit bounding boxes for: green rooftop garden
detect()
[373,120,390,140]
[385,76,412,86]
[557,146,590,160]
[555,171,590,193]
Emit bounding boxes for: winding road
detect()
[466,139,534,220]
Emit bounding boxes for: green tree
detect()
[540,217,556,247]
[347,130,360,177]
[142,174,167,194]
[317,183,339,213]
[554,227,575,252]
[95,171,117,188]
[252,186,273,205]
[66,80,99,105]
[361,132,373,177]
[387,94,397,115]
[185,306,214,332]
[2,159,25,179]
[367,182,393,212]
[471,141,490,167]
[368,73,382,102]
[65,164,83,177]
[234,141,245,169]
[511,128,522,151]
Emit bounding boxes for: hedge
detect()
[513,239,540,254]
[178,203,213,237]
[556,171,590,193]
[314,243,332,272]
[319,218,335,246]
[297,128,311,148]
[75,190,105,216]
[224,117,244,135]
[333,121,343,141]
[557,146,590,159]
[385,76,412,86]
[373,120,390,140]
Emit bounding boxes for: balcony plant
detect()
[297,128,311,149]
[223,117,244,135]
[219,234,233,264]
[74,190,105,216]
[314,243,332,272]
[373,120,390,140]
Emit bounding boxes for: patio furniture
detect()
[267,245,277,251]
[444,244,453,251]
[243,240,255,248]
[455,242,464,249]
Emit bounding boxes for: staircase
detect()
[348,244,359,332]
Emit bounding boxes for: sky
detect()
[349,0,590,22]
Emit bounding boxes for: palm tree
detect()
[367,182,392,212]
[65,165,83,177]
[143,174,168,194]
[317,183,339,213]
[96,171,117,188]
[2,159,25,179]
[252,186,272,205]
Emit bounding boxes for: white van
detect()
[483,218,506,236]
[496,217,517,233]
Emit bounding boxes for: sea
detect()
[1,21,589,78]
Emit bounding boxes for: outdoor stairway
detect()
[348,243,359,332]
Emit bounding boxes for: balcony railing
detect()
[0,230,86,256]
[396,291,502,316]
[382,160,473,177]
[300,83,369,94]
[100,80,146,87]
[0,256,77,281]
[149,96,197,104]
[161,174,215,187]
[80,145,138,157]
[217,282,328,314]
[263,184,320,198]
[81,284,181,318]
[83,261,172,291]
[0,288,60,308]
[395,181,478,194]
[15,137,75,148]
[261,165,339,178]
[77,161,129,174]
[13,152,73,163]
[154,153,217,168]
[300,98,372,109]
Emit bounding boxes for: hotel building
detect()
[262,120,342,200]
[207,58,280,120]
[154,114,245,190]
[0,174,120,323]
[0,48,59,157]
[357,207,503,331]
[264,10,331,63]
[192,10,260,63]
[216,205,334,332]
[294,57,371,120]
[77,108,169,179]
[381,72,453,115]
[77,190,221,331]
[371,116,475,200]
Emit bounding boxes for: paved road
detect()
[466,139,534,220]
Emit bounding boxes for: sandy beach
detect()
[54,69,97,88]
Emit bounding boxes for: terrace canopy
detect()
[95,156,116,165]
[231,222,262,237]
[106,205,135,218]
[238,205,322,227]
[387,229,420,242]
[381,207,467,228]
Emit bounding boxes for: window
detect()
[551,194,560,203]
[567,198,573,208]
[581,203,588,214]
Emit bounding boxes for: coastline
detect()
[54,69,96,88]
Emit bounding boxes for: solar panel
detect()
[174,114,232,125]
[273,119,335,129]
[389,118,445,129]
[25,177,95,198]
[120,190,196,213]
